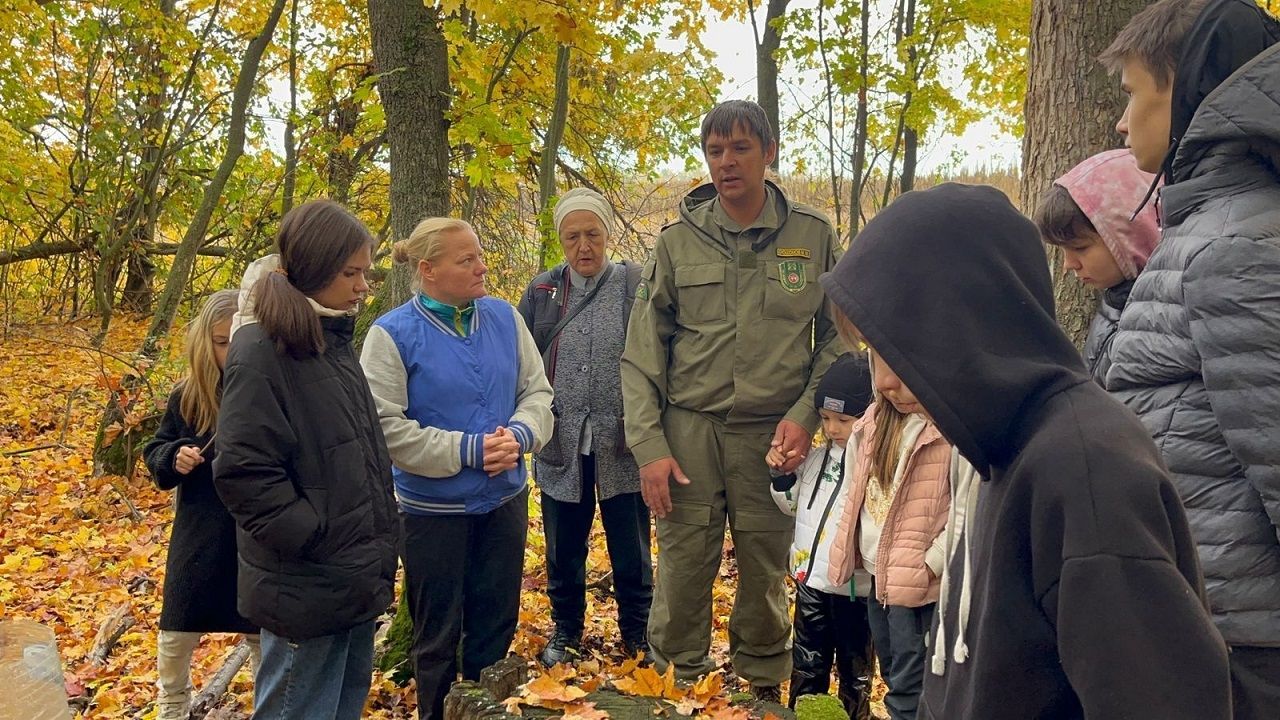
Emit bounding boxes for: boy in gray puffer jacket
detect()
[1101,1,1280,716]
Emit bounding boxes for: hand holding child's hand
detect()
[174,445,204,475]
[770,419,811,474]
[765,447,788,470]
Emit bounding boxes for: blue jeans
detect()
[253,621,376,720]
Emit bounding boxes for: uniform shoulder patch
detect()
[778,260,806,293]
[776,247,811,259]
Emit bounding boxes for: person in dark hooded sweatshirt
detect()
[1099,2,1280,715]
[819,182,1230,720]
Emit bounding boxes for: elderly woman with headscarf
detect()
[517,187,651,666]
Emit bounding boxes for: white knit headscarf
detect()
[552,187,614,236]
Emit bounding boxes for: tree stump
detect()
[479,656,527,702]
[443,681,521,720]
[444,659,797,720]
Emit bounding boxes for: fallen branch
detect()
[479,655,527,702]
[586,570,614,593]
[109,478,144,523]
[2,443,61,457]
[189,640,252,719]
[2,386,82,456]
[89,602,135,666]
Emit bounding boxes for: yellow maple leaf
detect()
[613,665,666,698]
[615,663,685,700]
[551,12,578,44]
[524,672,587,708]
[691,671,724,702]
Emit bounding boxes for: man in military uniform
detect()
[621,100,841,700]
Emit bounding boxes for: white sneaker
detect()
[156,697,190,720]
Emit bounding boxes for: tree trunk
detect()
[816,0,841,236]
[282,0,299,215]
[850,0,871,236]
[366,0,451,319]
[92,0,288,477]
[118,249,156,314]
[537,44,572,272]
[366,0,453,677]
[754,0,790,168]
[1020,0,1148,349]
[898,0,918,194]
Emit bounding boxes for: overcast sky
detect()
[688,8,1023,175]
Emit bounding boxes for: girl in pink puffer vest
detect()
[827,348,953,720]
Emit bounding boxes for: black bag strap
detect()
[546,261,615,342]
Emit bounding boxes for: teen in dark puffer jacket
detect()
[215,199,398,720]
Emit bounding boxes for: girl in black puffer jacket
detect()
[214,199,398,720]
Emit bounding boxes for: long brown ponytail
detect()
[253,199,373,357]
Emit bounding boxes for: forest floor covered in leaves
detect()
[0,318,886,719]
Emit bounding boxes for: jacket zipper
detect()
[805,445,833,511]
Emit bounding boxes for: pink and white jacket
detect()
[828,400,953,607]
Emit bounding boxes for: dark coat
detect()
[143,387,256,634]
[213,316,399,641]
[820,182,1230,719]
[1107,34,1280,647]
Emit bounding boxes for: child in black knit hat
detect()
[768,352,875,717]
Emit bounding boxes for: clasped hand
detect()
[482,426,521,477]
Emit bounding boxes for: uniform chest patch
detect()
[779,260,806,293]
[776,247,811,259]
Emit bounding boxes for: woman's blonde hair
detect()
[178,289,239,435]
[394,217,474,288]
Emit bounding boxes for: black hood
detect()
[1164,0,1280,181]
[819,183,1089,476]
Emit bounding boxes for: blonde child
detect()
[826,348,953,720]
[143,289,259,720]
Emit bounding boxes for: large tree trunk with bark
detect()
[754,0,790,169]
[366,0,451,323]
[1020,0,1150,349]
[365,0,452,681]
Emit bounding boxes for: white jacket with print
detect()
[771,440,870,597]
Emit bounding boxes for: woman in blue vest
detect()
[360,217,553,720]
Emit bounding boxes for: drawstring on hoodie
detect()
[931,447,980,677]
[1129,143,1178,221]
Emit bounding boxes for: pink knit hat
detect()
[1054,149,1161,279]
